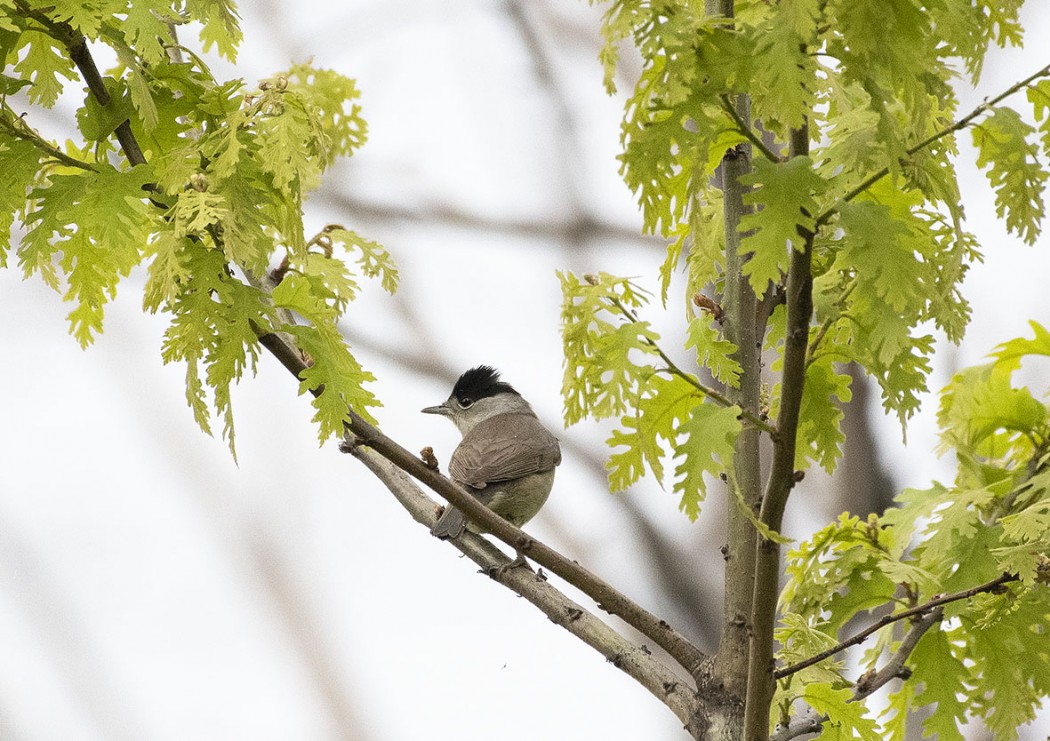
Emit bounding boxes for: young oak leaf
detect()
[966,598,1050,736]
[159,247,269,458]
[892,628,968,741]
[0,136,42,263]
[795,355,852,473]
[672,401,741,520]
[972,106,1048,245]
[739,156,827,294]
[659,189,727,309]
[1029,79,1050,153]
[285,64,368,163]
[20,165,156,346]
[802,683,881,741]
[685,314,741,387]
[937,362,1046,458]
[836,198,924,315]
[560,271,659,425]
[194,0,243,62]
[995,491,1050,585]
[990,320,1050,370]
[115,0,178,66]
[327,228,399,295]
[272,272,381,438]
[12,29,78,107]
[607,373,700,492]
[746,1,820,132]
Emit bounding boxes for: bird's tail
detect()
[430,505,467,539]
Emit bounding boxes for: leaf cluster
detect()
[778,323,1050,739]
[581,1,1050,736]
[560,270,741,518]
[1,0,394,452]
[583,0,1047,497]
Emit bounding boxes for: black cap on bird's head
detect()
[451,365,519,406]
[421,365,522,418]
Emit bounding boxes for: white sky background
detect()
[2,1,1050,739]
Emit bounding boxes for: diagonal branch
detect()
[853,607,943,700]
[66,39,147,167]
[349,443,701,725]
[41,0,711,710]
[255,327,711,680]
[38,2,713,717]
[771,608,945,741]
[609,296,777,436]
[774,572,1016,680]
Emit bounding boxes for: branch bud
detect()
[692,293,725,322]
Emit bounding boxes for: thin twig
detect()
[853,607,943,700]
[0,103,98,171]
[609,297,778,436]
[774,572,1016,680]
[720,94,782,163]
[815,63,1050,228]
[771,607,944,741]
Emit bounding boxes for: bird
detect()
[422,365,562,540]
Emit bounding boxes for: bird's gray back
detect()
[448,412,561,488]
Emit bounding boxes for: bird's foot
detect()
[484,551,532,578]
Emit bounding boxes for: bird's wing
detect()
[448,413,562,488]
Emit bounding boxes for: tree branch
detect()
[347,442,702,726]
[744,123,815,741]
[853,607,942,700]
[37,2,716,723]
[711,91,762,704]
[254,327,711,681]
[42,0,713,685]
[770,608,945,741]
[66,38,147,167]
[770,712,823,741]
[774,572,1016,680]
[0,102,98,171]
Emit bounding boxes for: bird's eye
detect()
[458,397,474,409]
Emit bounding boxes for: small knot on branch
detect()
[692,293,724,322]
[338,435,366,455]
[420,446,440,471]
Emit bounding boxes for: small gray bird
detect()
[423,366,562,539]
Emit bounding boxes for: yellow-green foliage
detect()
[1,0,395,454]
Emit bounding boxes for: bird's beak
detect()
[421,402,451,416]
